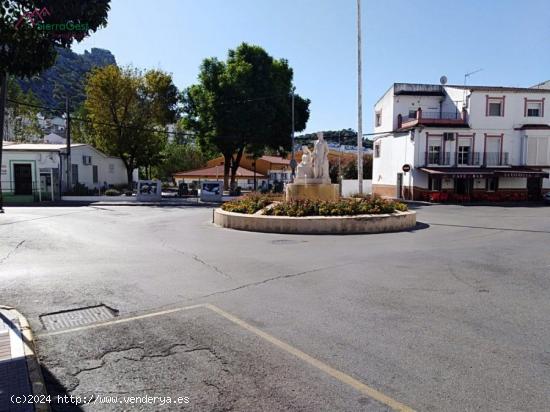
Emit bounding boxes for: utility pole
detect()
[356,0,364,194]
[0,72,7,213]
[65,96,71,192]
[290,86,296,181]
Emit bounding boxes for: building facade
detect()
[2,143,130,202]
[172,165,267,190]
[372,82,550,201]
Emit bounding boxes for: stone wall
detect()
[214,209,416,235]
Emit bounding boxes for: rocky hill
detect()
[18,47,116,110]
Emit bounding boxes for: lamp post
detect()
[356,0,364,194]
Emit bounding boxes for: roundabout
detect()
[213,207,416,234]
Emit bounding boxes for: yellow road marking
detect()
[205,304,415,412]
[38,304,207,337]
[39,302,415,411]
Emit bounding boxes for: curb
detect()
[0,306,50,412]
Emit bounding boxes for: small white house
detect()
[43,133,66,144]
[1,143,131,202]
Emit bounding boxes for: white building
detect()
[372,82,550,202]
[1,143,131,202]
[43,133,65,144]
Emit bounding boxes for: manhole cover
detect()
[40,305,118,331]
[271,239,307,245]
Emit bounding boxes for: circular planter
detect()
[213,208,416,234]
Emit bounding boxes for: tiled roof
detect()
[259,155,290,165]
[173,165,266,178]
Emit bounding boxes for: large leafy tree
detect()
[5,76,42,142]
[84,65,179,187]
[182,43,310,190]
[0,0,110,209]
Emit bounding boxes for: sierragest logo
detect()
[14,7,89,39]
[35,21,89,32]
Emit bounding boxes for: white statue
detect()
[312,132,330,183]
[296,146,313,181]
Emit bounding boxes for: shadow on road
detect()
[41,366,85,412]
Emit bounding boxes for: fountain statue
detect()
[286,132,340,201]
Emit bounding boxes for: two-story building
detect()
[372,82,550,201]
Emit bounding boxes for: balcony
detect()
[484,152,509,166]
[424,152,509,167]
[398,108,468,129]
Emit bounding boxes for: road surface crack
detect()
[202,262,351,299]
[0,240,25,264]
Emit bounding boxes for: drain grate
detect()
[40,305,118,331]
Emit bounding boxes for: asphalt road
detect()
[1,203,549,411]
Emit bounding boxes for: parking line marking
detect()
[38,302,415,411]
[38,304,207,337]
[204,304,415,412]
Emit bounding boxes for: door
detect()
[527,178,542,200]
[13,164,33,195]
[396,173,403,198]
[455,178,472,195]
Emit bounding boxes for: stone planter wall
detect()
[214,208,416,234]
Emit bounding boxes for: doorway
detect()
[455,178,472,195]
[527,177,542,200]
[396,173,403,198]
[13,163,33,195]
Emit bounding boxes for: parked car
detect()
[543,192,550,204]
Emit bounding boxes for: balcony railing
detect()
[424,152,509,167]
[456,152,481,166]
[398,108,467,129]
[418,111,461,120]
[424,151,452,166]
[484,152,509,166]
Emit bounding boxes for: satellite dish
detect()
[440,75,448,85]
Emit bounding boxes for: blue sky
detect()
[73,0,550,134]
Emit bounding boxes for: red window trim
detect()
[524,97,545,117]
[485,95,505,117]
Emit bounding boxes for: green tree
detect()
[84,65,179,187]
[182,43,310,190]
[0,0,110,209]
[6,76,42,142]
[342,155,373,180]
[152,142,206,181]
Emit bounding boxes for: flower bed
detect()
[221,194,407,216]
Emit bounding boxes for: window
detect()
[93,165,98,184]
[375,112,382,127]
[486,177,498,192]
[108,163,115,173]
[428,176,442,191]
[488,102,502,116]
[428,145,441,164]
[457,145,471,165]
[526,101,542,117]
[486,97,504,117]
[408,109,417,119]
[374,143,381,158]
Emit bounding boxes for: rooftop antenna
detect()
[464,68,483,86]
[463,68,483,108]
